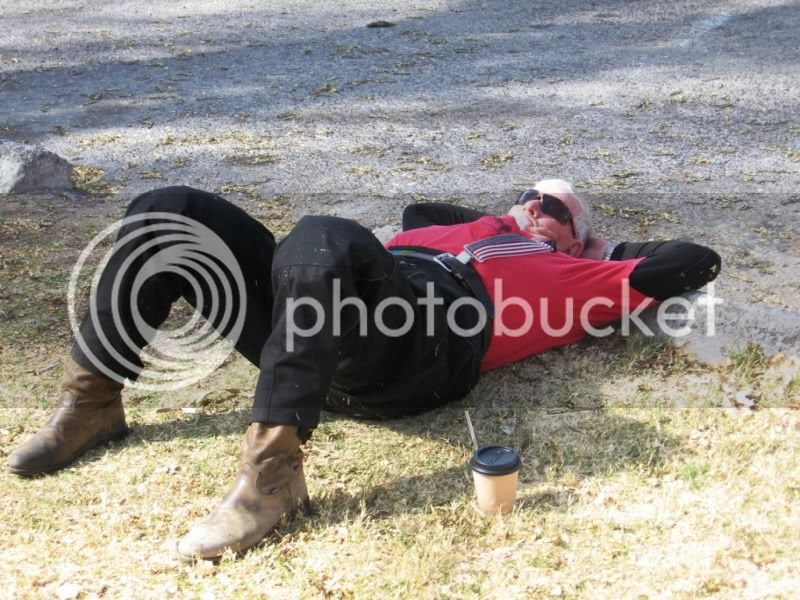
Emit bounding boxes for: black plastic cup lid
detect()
[469,445,522,476]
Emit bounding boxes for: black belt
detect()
[390,246,494,317]
[390,246,494,353]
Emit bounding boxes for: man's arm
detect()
[609,240,721,301]
[402,202,488,231]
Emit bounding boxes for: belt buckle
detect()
[434,252,466,281]
[434,252,455,273]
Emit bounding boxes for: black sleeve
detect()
[402,202,489,231]
[610,240,721,301]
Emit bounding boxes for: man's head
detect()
[507,178,592,257]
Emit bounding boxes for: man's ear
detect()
[566,240,584,257]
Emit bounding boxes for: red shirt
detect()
[386,215,653,372]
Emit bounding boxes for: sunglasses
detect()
[516,188,576,238]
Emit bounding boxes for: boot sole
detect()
[8,426,131,477]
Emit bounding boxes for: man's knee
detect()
[125,186,211,217]
[274,215,392,277]
[291,215,369,240]
[277,216,371,262]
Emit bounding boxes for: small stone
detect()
[0,139,73,194]
[194,559,216,576]
[733,390,757,409]
[55,583,82,600]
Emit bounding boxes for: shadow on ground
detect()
[20,331,678,527]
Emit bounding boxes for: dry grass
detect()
[479,152,515,170]
[70,166,118,196]
[2,200,800,599]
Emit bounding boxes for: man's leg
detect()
[178,215,421,561]
[8,186,277,476]
[252,215,420,430]
[72,185,277,378]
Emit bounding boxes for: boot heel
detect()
[91,424,131,449]
[299,497,314,517]
[107,426,131,443]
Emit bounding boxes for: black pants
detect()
[72,187,483,432]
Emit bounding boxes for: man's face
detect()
[507,191,584,256]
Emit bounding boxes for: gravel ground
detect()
[1,0,799,315]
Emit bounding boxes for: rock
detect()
[639,289,800,364]
[0,139,73,194]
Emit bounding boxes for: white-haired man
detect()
[8,181,720,561]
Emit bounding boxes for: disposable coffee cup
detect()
[469,445,522,514]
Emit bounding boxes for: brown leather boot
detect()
[7,358,129,476]
[177,423,308,562]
